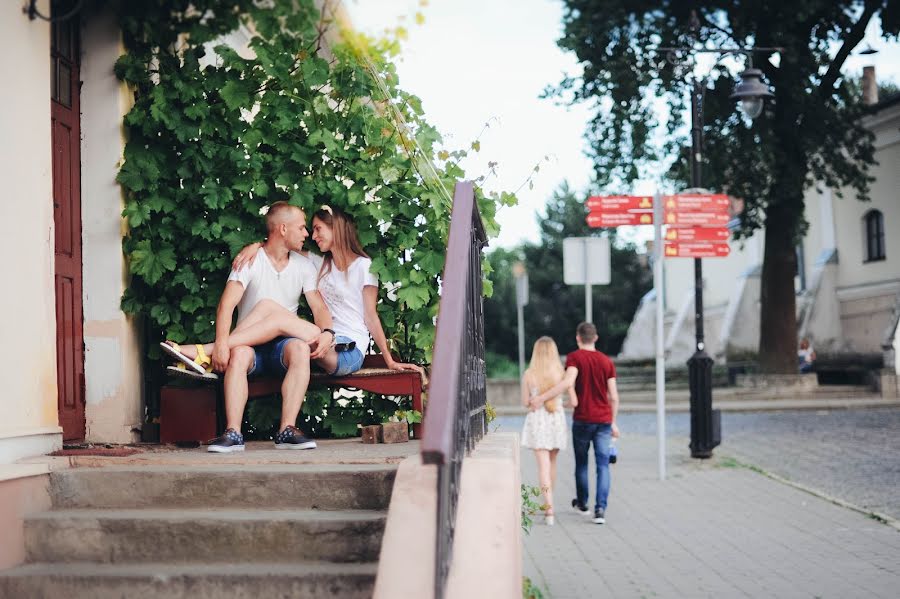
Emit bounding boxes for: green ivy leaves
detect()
[116,0,516,432]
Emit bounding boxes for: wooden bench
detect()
[159,354,425,444]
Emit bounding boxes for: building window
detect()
[864,210,885,262]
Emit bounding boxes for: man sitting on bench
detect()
[161,202,335,453]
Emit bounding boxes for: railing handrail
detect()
[421,180,486,465]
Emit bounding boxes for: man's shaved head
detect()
[266,201,304,233]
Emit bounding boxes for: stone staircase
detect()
[0,463,397,598]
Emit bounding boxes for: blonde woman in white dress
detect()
[521,336,578,525]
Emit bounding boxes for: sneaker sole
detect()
[274,442,317,450]
[207,445,245,453]
[593,517,606,524]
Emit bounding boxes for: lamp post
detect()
[661,33,777,459]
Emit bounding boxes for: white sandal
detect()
[160,341,211,375]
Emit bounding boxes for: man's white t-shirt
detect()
[308,253,378,352]
[227,247,318,324]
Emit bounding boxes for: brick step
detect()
[49,464,396,510]
[0,561,377,599]
[25,509,385,564]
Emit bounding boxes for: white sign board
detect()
[563,237,611,285]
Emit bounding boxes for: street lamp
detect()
[660,34,778,459]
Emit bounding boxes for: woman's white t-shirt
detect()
[308,253,378,352]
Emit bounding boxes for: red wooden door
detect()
[51,11,85,441]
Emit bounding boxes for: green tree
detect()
[551,1,899,372]
[484,183,651,362]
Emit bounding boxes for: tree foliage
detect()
[551,0,899,372]
[484,183,651,365]
[114,0,515,431]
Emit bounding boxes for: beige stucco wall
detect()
[802,102,900,354]
[0,1,62,462]
[80,8,143,443]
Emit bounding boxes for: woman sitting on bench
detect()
[167,204,421,378]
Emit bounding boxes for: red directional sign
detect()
[663,194,730,213]
[586,195,654,228]
[665,227,730,242]
[587,212,653,227]
[587,195,654,212]
[664,211,730,226]
[664,241,731,258]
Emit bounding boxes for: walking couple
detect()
[160,202,421,453]
[521,322,620,525]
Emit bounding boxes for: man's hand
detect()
[211,341,230,372]
[309,330,334,360]
[611,422,620,438]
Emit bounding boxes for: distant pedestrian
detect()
[534,322,619,524]
[798,338,816,374]
[522,336,578,526]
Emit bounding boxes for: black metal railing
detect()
[421,181,488,599]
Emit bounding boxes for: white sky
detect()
[344,0,900,249]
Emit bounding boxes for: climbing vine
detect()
[115,0,515,432]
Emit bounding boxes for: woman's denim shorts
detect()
[332,335,364,376]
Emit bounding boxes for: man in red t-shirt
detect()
[532,322,619,524]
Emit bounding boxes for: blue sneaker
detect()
[274,425,317,450]
[207,428,244,453]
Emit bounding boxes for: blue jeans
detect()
[248,336,299,377]
[572,421,612,510]
[330,335,364,376]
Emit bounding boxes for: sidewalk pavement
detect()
[515,431,900,599]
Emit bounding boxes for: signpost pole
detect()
[583,239,592,324]
[654,191,666,481]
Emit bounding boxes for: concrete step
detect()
[0,561,377,599]
[49,464,396,510]
[25,509,385,564]
[620,386,878,404]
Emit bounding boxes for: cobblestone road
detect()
[595,407,900,520]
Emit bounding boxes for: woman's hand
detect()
[386,359,424,374]
[232,242,262,271]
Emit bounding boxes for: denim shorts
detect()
[248,336,298,377]
[331,335,364,376]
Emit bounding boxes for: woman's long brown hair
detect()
[313,205,369,284]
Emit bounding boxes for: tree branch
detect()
[820,0,879,94]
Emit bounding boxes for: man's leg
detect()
[224,346,257,432]
[592,423,612,515]
[279,339,311,430]
[572,421,591,511]
[273,339,316,450]
[208,345,256,453]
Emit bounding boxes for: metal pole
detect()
[517,301,525,380]
[687,79,717,459]
[584,239,592,324]
[654,191,666,480]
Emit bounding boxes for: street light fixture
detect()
[731,68,775,119]
[659,33,779,459]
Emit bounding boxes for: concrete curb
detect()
[494,397,900,416]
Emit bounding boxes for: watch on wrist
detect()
[322,328,336,338]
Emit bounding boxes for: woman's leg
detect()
[534,449,553,515]
[168,300,319,359]
[549,448,560,490]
